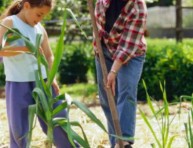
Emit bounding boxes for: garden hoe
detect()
[87,0,124,147]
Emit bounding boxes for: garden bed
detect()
[0,99,190,148]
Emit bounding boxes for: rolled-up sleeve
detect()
[113,1,147,64]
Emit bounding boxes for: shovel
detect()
[87,0,124,147]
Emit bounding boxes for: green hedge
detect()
[58,39,193,102]
[138,39,193,102]
[0,39,192,102]
[58,43,93,84]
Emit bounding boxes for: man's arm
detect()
[113,0,147,64]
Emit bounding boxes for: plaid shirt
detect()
[94,0,147,64]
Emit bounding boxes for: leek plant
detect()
[181,94,193,148]
[0,9,106,148]
[139,80,177,148]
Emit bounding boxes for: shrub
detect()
[138,39,193,102]
[0,60,5,87]
[0,0,12,13]
[58,43,93,84]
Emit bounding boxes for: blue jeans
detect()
[95,47,145,147]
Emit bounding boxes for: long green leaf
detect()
[47,9,67,87]
[35,34,42,49]
[2,29,20,47]
[0,23,37,53]
[167,135,176,148]
[0,27,35,55]
[142,80,156,115]
[53,107,76,147]
[72,100,107,132]
[52,101,68,116]
[51,94,65,104]
[184,123,190,147]
[139,108,161,147]
[53,118,90,148]
[162,84,170,147]
[27,104,37,148]
[32,88,52,121]
[70,121,90,147]
[36,53,52,99]
[66,8,87,39]
[188,112,193,147]
[40,55,49,75]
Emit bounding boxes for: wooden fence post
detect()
[176,0,183,42]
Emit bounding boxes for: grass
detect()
[181,95,193,148]
[60,83,98,105]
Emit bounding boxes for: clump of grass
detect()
[181,94,193,148]
[139,81,178,148]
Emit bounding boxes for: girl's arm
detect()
[41,27,60,95]
[0,17,13,45]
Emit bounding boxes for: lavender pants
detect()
[5,81,74,148]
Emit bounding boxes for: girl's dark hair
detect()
[1,0,53,19]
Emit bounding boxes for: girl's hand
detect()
[106,71,117,96]
[52,78,60,96]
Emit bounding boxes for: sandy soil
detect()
[0,99,191,148]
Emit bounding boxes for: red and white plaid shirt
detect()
[94,0,147,64]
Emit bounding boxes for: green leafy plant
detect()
[180,94,193,148]
[138,39,193,101]
[0,0,12,13]
[185,108,193,148]
[58,43,92,84]
[0,9,107,148]
[139,80,177,148]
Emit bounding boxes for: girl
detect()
[0,0,77,147]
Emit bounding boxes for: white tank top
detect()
[3,15,47,82]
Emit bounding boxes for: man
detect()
[94,0,147,147]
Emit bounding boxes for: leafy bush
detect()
[0,67,5,86]
[0,0,12,13]
[0,60,5,87]
[58,43,93,84]
[138,39,193,102]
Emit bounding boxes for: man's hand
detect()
[106,59,122,96]
[106,71,117,96]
